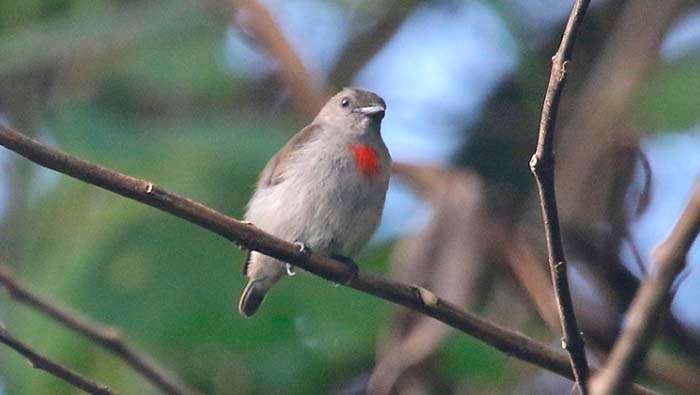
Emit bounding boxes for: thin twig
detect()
[0,125,655,394]
[530,0,592,393]
[591,180,700,395]
[0,324,113,395]
[0,267,199,395]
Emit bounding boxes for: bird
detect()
[238,87,391,317]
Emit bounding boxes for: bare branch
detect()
[0,324,113,395]
[0,267,199,395]
[231,0,417,111]
[329,0,419,86]
[503,235,700,394]
[0,125,655,394]
[232,0,327,118]
[591,180,700,395]
[530,1,592,393]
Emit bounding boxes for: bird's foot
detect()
[293,241,312,255]
[330,254,359,285]
[287,242,312,277]
[285,263,296,276]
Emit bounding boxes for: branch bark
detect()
[0,324,113,395]
[591,179,700,395]
[530,1,591,393]
[0,267,200,395]
[0,125,655,394]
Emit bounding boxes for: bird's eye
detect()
[341,98,350,107]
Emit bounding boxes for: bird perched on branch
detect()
[238,88,391,317]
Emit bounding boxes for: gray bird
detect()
[238,87,391,317]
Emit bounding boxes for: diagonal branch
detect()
[0,324,113,395]
[232,0,327,118]
[0,125,655,394]
[328,0,420,87]
[529,0,592,393]
[0,267,200,395]
[591,179,700,395]
[502,234,700,394]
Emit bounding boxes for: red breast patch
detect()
[348,144,380,177]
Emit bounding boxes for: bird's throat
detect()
[348,144,380,177]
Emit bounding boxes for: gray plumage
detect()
[238,88,391,317]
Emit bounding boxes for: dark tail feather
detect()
[238,279,267,317]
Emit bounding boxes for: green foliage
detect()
[438,334,508,384]
[636,57,700,132]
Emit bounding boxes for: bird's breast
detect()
[348,143,381,178]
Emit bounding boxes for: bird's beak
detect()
[354,106,386,118]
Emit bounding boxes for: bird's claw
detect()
[286,242,311,277]
[330,254,359,285]
[293,241,311,255]
[285,263,296,276]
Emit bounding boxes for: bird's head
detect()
[315,87,386,133]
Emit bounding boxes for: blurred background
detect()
[0,0,699,394]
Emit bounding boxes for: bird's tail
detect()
[238,279,268,317]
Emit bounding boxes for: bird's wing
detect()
[257,123,321,188]
[243,124,320,277]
